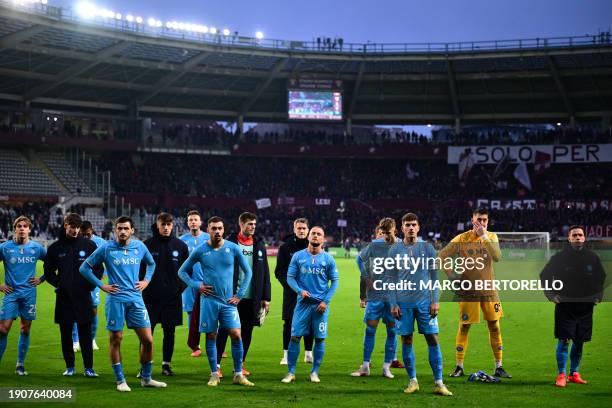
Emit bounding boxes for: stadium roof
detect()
[0,1,611,125]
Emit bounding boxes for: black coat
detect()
[227,232,271,326]
[540,244,607,303]
[140,224,189,305]
[274,234,308,320]
[44,229,102,324]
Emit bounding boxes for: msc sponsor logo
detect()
[301,266,326,275]
[113,257,141,265]
[10,257,37,264]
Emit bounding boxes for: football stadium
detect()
[0,0,611,406]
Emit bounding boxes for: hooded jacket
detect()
[43,228,102,324]
[140,224,189,303]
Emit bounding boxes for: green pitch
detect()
[1,257,611,408]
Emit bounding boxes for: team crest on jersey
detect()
[30,249,35,255]
[172,250,179,257]
[322,261,326,266]
[113,259,121,265]
[9,257,17,264]
[134,249,139,255]
[79,251,86,257]
[225,248,230,253]
[258,250,262,257]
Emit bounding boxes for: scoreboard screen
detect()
[288,90,342,121]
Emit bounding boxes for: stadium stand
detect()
[0,149,63,196]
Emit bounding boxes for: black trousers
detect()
[59,322,93,369]
[283,318,313,351]
[216,300,256,363]
[151,323,176,364]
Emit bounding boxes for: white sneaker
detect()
[280,356,288,365]
[382,366,395,379]
[304,351,313,364]
[73,342,80,353]
[351,365,371,377]
[281,373,296,383]
[92,340,99,351]
[208,373,221,387]
[141,378,167,388]
[310,372,321,383]
[116,382,131,392]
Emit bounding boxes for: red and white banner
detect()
[448,144,612,164]
[585,225,612,239]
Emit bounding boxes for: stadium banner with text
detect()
[585,225,612,238]
[448,144,612,164]
[472,198,611,211]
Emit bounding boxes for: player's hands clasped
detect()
[0,284,13,294]
[101,283,119,294]
[316,301,327,314]
[391,305,401,319]
[228,296,240,305]
[300,290,311,299]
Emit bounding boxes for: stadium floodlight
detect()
[210,27,217,34]
[201,25,209,34]
[255,31,264,40]
[556,122,562,126]
[147,17,156,27]
[76,2,97,19]
[41,0,48,4]
[223,28,230,36]
[115,13,122,20]
[135,16,143,24]
[126,14,134,22]
[427,124,432,128]
[178,22,185,30]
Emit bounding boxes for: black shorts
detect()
[554,302,594,342]
[145,297,183,328]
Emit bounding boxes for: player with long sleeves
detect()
[79,216,167,392]
[177,216,254,387]
[281,226,339,384]
[0,216,46,376]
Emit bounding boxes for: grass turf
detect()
[0,257,611,407]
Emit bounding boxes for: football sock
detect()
[487,320,503,362]
[456,324,470,365]
[91,315,98,341]
[17,330,30,365]
[287,338,300,374]
[569,341,583,374]
[72,323,79,343]
[141,360,152,381]
[312,339,325,374]
[0,332,7,362]
[384,326,396,364]
[363,325,376,363]
[112,362,125,383]
[231,339,243,374]
[556,340,569,374]
[428,344,443,381]
[402,343,416,379]
[205,337,218,374]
